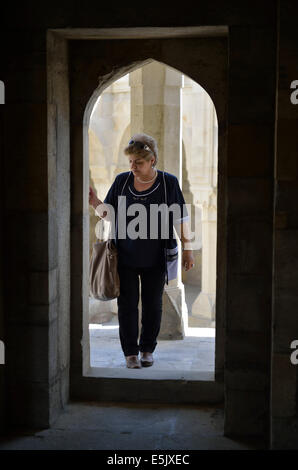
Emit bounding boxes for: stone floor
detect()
[89,321,215,372]
[0,401,264,450]
[0,297,265,451]
[0,314,264,451]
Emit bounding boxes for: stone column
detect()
[192,194,217,324]
[130,62,187,339]
[182,78,218,325]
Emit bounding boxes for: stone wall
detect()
[0,0,297,449]
[271,0,298,449]
[224,22,276,441]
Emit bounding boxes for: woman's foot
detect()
[140,352,154,367]
[125,355,141,369]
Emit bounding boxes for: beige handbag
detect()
[89,172,130,301]
[89,238,120,301]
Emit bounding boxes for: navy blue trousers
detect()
[117,262,166,356]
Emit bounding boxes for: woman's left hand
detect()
[182,250,195,271]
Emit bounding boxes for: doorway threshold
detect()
[87,366,215,381]
[72,367,223,404]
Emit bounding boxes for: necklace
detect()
[136,169,158,184]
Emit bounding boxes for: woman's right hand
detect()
[89,186,100,209]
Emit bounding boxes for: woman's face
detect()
[128,154,155,176]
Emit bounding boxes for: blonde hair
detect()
[124,133,158,167]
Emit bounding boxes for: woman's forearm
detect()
[179,221,193,250]
[91,198,102,210]
[93,199,109,220]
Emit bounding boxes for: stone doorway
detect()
[47,27,228,403]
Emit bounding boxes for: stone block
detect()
[3,104,48,211]
[274,211,288,230]
[271,417,298,450]
[49,318,59,383]
[48,210,59,270]
[7,379,50,429]
[3,212,49,272]
[228,26,276,125]
[273,290,298,352]
[49,376,62,427]
[0,368,5,433]
[248,26,276,68]
[227,274,270,332]
[2,266,27,316]
[9,301,57,327]
[49,267,58,304]
[158,289,185,340]
[274,229,298,291]
[225,331,270,369]
[5,66,46,103]
[49,368,70,427]
[49,369,70,426]
[277,89,298,120]
[228,217,272,275]
[224,388,268,437]
[271,353,296,418]
[26,212,50,270]
[229,25,275,70]
[48,103,57,160]
[29,268,57,305]
[228,177,273,215]
[225,368,268,391]
[275,181,298,229]
[6,324,49,383]
[191,292,215,321]
[228,72,276,124]
[59,366,70,408]
[89,297,117,323]
[228,124,273,177]
[276,119,298,180]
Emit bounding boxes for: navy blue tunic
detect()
[103,170,188,269]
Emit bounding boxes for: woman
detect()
[89,133,195,369]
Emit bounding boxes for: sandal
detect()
[125,355,141,369]
[140,352,154,367]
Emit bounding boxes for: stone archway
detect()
[47,28,228,404]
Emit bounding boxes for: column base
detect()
[88,297,118,324]
[191,291,215,323]
[158,284,188,340]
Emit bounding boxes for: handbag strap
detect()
[120,171,131,197]
[114,171,131,242]
[162,170,167,205]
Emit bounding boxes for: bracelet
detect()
[182,242,193,251]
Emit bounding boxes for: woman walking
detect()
[89,133,194,369]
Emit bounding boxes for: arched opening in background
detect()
[87,60,218,375]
